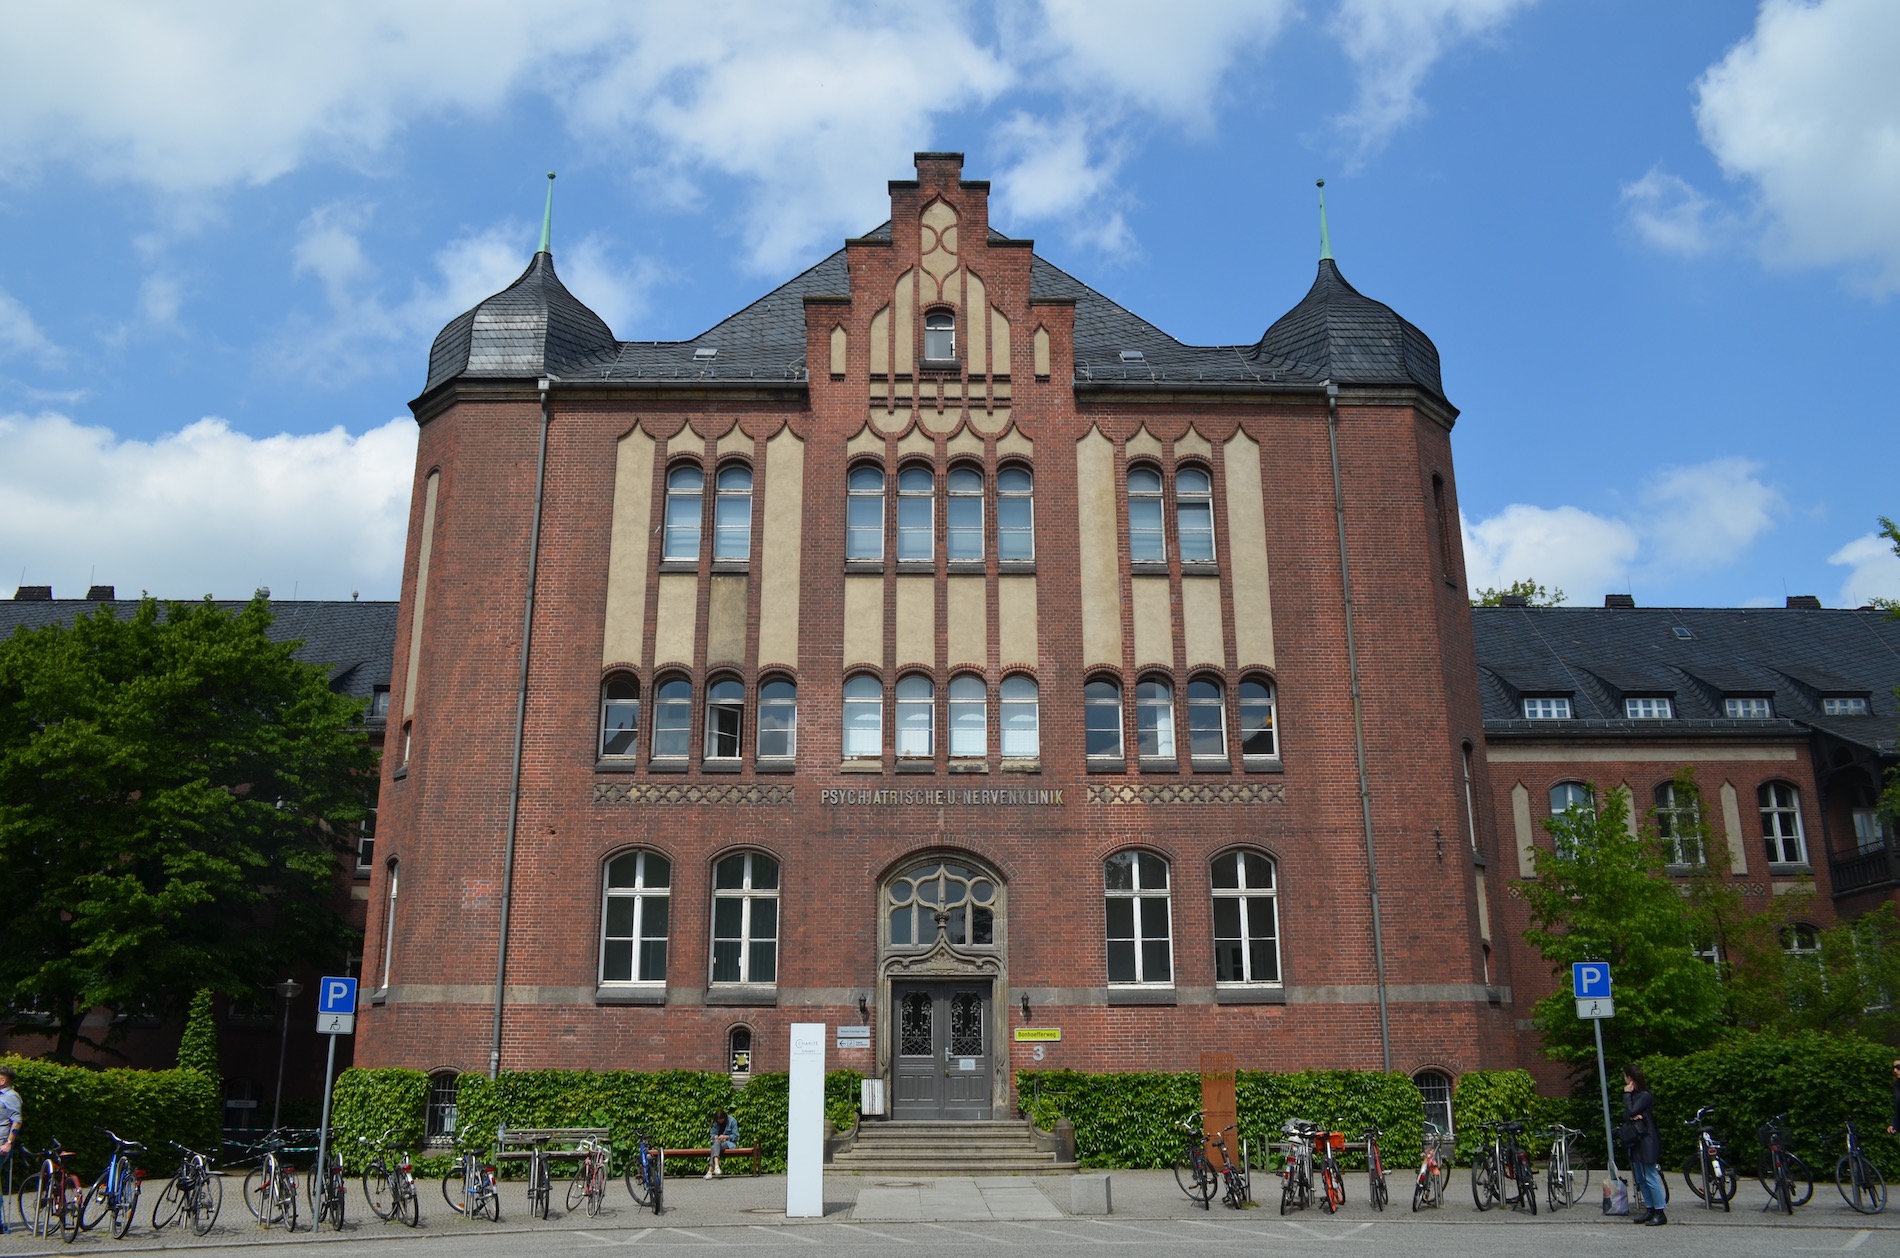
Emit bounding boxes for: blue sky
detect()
[1,0,1896,608]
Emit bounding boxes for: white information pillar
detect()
[786,1023,827,1218]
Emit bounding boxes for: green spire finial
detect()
[1316,178,1333,262]
[537,171,556,256]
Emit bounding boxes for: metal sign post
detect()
[312,976,358,1231]
[1573,963,1620,1188]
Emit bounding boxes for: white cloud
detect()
[0,288,62,365]
[0,410,416,600]
[1691,0,1900,293]
[1463,504,1640,604]
[990,113,1134,254]
[1620,165,1726,256]
[1829,529,1900,607]
[1329,0,1535,159]
[1640,457,1781,568]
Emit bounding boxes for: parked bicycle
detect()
[14,1137,86,1241]
[441,1141,502,1221]
[1544,1123,1589,1211]
[520,1131,555,1220]
[624,1129,664,1215]
[1835,1119,1887,1215]
[1756,1112,1813,1215]
[79,1127,145,1239]
[241,1130,302,1231]
[1681,1107,1735,1211]
[360,1131,421,1227]
[566,1137,611,1218]
[151,1140,223,1236]
[1206,1123,1251,1210]
[306,1141,346,1230]
[1411,1122,1452,1211]
[1172,1114,1217,1209]
[1362,1124,1388,1211]
[1278,1119,1317,1215]
[1471,1119,1537,1214]
[1314,1125,1347,1214]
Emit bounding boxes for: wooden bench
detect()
[494,1126,613,1166]
[660,1144,763,1176]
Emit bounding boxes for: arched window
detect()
[1135,676,1176,761]
[1238,678,1277,759]
[924,310,956,361]
[1549,781,1593,816]
[1655,781,1704,867]
[948,674,987,759]
[711,852,779,986]
[713,464,752,560]
[1175,465,1215,563]
[895,674,935,759]
[997,465,1034,561]
[600,674,640,758]
[888,859,998,948]
[896,466,934,561]
[1085,678,1124,761]
[1105,851,1172,985]
[1212,850,1280,985]
[704,677,744,762]
[1000,675,1039,759]
[663,464,704,562]
[1414,1070,1453,1139]
[651,677,692,762]
[1127,464,1165,563]
[728,1026,753,1080]
[1186,677,1226,760]
[1784,923,1823,961]
[1759,782,1807,866]
[946,465,984,562]
[601,850,670,984]
[757,678,797,761]
[843,675,883,760]
[847,465,885,561]
[424,1070,459,1142]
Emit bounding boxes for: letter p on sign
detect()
[318,976,358,1015]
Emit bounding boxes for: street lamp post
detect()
[271,979,303,1130]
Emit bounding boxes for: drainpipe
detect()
[490,375,554,1079]
[1325,381,1393,1073]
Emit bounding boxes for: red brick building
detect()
[356,153,1521,1119]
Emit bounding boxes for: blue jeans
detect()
[1631,1158,1666,1213]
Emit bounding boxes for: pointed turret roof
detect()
[1251,258,1448,405]
[422,250,617,394]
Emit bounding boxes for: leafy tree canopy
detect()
[0,597,374,1060]
[1473,578,1567,607]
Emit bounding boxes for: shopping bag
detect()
[1602,1178,1629,1215]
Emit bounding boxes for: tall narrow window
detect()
[713,464,752,560]
[600,674,640,758]
[1000,675,1040,759]
[1759,782,1807,866]
[704,677,744,761]
[895,674,935,759]
[843,675,883,759]
[1655,781,1705,866]
[356,808,377,872]
[948,674,987,758]
[1128,465,1165,562]
[847,465,885,561]
[924,310,956,361]
[651,677,692,762]
[600,850,670,984]
[379,858,399,990]
[1238,678,1277,759]
[1175,465,1215,563]
[946,465,984,561]
[1136,677,1176,760]
[1431,473,1456,582]
[1105,851,1172,984]
[711,852,779,985]
[997,465,1034,561]
[664,464,704,562]
[758,678,797,760]
[1086,679,1124,761]
[1461,742,1479,852]
[728,1026,753,1080]
[1549,781,1593,816]
[424,1070,458,1142]
[1186,677,1226,759]
[1212,850,1280,984]
[1415,1071,1453,1139]
[896,466,934,561]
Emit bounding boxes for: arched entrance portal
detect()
[878,855,1006,1121]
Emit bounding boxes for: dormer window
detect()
[1724,696,1772,719]
[1624,696,1673,720]
[1822,695,1870,716]
[1522,697,1571,720]
[924,311,956,362]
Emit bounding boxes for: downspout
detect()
[490,374,553,1079]
[1326,380,1393,1072]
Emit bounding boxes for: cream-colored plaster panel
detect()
[1487,745,1801,763]
[1176,428,1212,461]
[919,407,959,438]
[1773,881,1811,896]
[1033,326,1050,377]
[403,471,440,718]
[966,272,987,375]
[1131,577,1173,670]
[601,428,655,667]
[894,271,915,376]
[1223,430,1276,669]
[991,307,1011,376]
[666,427,705,459]
[1126,426,1162,460]
[1475,874,1492,943]
[706,575,748,666]
[946,427,984,459]
[847,423,885,458]
[757,428,804,670]
[829,326,847,377]
[946,576,985,667]
[1077,427,1122,667]
[995,426,1033,458]
[1180,576,1224,669]
[870,307,890,378]
[895,575,935,669]
[843,576,883,669]
[871,409,911,438]
[1720,781,1750,875]
[940,268,961,313]
[920,200,958,297]
[653,574,698,666]
[1511,783,1536,878]
[998,576,1038,666]
[897,427,935,459]
[1617,784,1639,839]
[969,405,1009,438]
[716,425,751,458]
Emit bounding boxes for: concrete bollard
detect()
[1070,1173,1112,1215]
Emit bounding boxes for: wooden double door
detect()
[890,981,993,1120]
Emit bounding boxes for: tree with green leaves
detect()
[176,987,221,1080]
[1473,578,1567,607]
[0,597,375,1061]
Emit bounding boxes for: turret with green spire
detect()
[1317,178,1333,261]
[538,171,556,256]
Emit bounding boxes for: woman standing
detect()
[1623,1065,1666,1226]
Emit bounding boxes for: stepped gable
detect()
[1253,257,1448,406]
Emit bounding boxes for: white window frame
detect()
[1186,677,1227,761]
[999,675,1039,759]
[1522,696,1572,720]
[896,465,934,562]
[1655,782,1705,867]
[600,850,671,986]
[842,675,883,760]
[650,677,692,762]
[1105,851,1173,985]
[600,674,640,758]
[712,464,752,561]
[1823,696,1871,716]
[1086,678,1124,761]
[1127,464,1165,563]
[663,464,704,562]
[1135,676,1177,761]
[946,464,984,562]
[1238,677,1277,760]
[1211,850,1280,986]
[947,674,986,759]
[923,310,956,361]
[703,676,744,762]
[846,465,885,561]
[710,852,779,986]
[757,677,796,760]
[1725,696,1772,719]
[1175,464,1215,564]
[895,674,935,759]
[1759,782,1807,866]
[996,464,1034,562]
[1625,696,1674,720]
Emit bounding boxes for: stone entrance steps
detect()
[833,1120,1075,1174]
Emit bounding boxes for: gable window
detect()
[704,677,744,761]
[1759,782,1807,866]
[896,466,934,562]
[1212,850,1280,985]
[1000,675,1039,759]
[843,674,883,760]
[1086,679,1124,761]
[1175,466,1215,563]
[1238,678,1277,759]
[1187,677,1227,760]
[711,852,779,985]
[600,674,640,758]
[663,464,704,562]
[947,465,984,561]
[1655,781,1704,867]
[1105,851,1172,984]
[895,674,935,760]
[924,310,956,361]
[997,465,1034,561]
[1725,696,1772,719]
[1135,677,1176,761]
[847,465,885,561]
[1127,465,1165,562]
[369,685,391,720]
[651,677,692,762]
[757,678,796,760]
[713,464,753,561]
[1522,697,1571,720]
[948,674,986,759]
[601,850,670,984]
[1823,696,1871,716]
[1625,696,1674,720]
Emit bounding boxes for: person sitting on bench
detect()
[707,1110,739,1179]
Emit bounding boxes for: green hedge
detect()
[0,1056,219,1173]
[1016,1069,1425,1171]
[329,1068,861,1176]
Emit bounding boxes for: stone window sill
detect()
[844,559,885,575]
[1139,758,1179,774]
[895,759,936,774]
[1214,986,1286,1005]
[1191,758,1232,775]
[1001,758,1041,773]
[595,986,665,1006]
[658,560,699,574]
[896,560,934,573]
[1243,756,1283,774]
[997,561,1036,576]
[1087,758,1127,774]
[705,986,778,1007]
[1181,563,1219,578]
[595,758,641,774]
[392,765,408,782]
[710,559,750,575]
[1106,986,1176,1006]
[919,358,961,374]
[1769,863,1812,876]
[948,760,988,774]
[649,759,690,774]
[702,759,742,774]
[1130,561,1169,576]
[757,758,796,775]
[840,760,884,774]
[947,560,985,574]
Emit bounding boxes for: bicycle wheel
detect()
[1839,1153,1887,1214]
[532,1159,550,1220]
[567,1165,588,1212]
[442,1165,470,1215]
[1547,1154,1565,1212]
[1321,1161,1344,1214]
[1788,1153,1814,1206]
[1369,1150,1386,1210]
[188,1173,223,1236]
[1412,1167,1429,1213]
[587,1167,604,1217]
[626,1158,652,1207]
[279,1171,298,1232]
[1515,1152,1537,1215]
[486,1175,504,1222]
[1435,1154,1453,1203]
[329,1176,347,1230]
[18,1171,50,1238]
[1471,1152,1498,1211]
[398,1177,421,1227]
[366,1168,395,1220]
[1174,1148,1216,1208]
[113,1174,142,1239]
[649,1152,663,1215]
[243,1167,265,1220]
[61,1175,86,1242]
[152,1176,184,1230]
[1280,1166,1297,1215]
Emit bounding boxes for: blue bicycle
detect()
[623,1130,664,1215]
[80,1128,145,1239]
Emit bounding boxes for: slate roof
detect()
[1253,258,1447,405]
[1473,606,1900,756]
[425,252,618,394]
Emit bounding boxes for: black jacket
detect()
[1624,1088,1661,1165]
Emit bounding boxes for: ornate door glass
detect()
[900,990,933,1056]
[888,861,998,946]
[948,992,983,1056]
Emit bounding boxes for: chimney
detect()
[13,585,51,601]
[1499,594,1529,608]
[1785,595,1822,610]
[86,585,115,601]
[1604,594,1636,609]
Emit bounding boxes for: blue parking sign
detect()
[318,976,358,1015]
[1572,962,1611,999]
